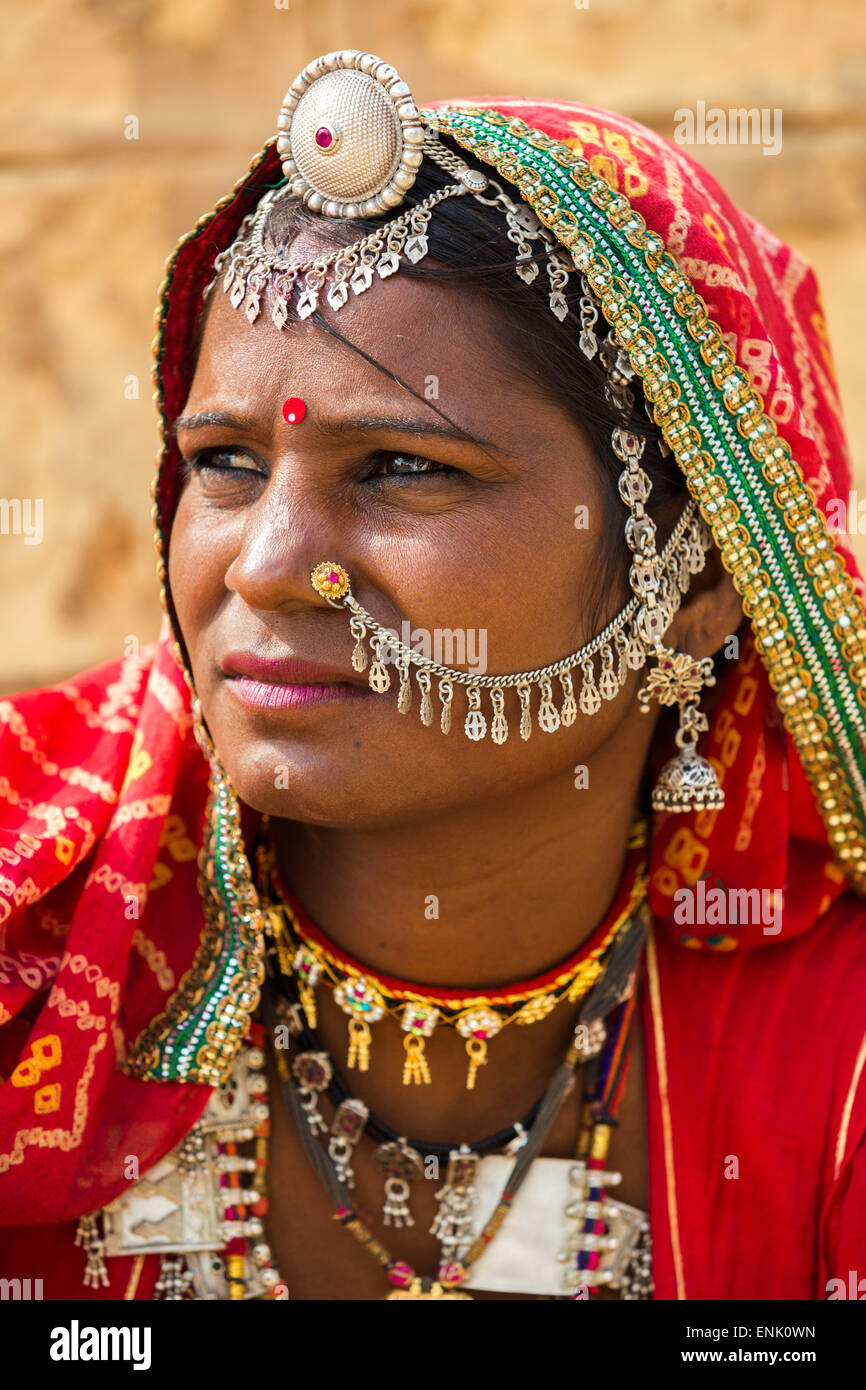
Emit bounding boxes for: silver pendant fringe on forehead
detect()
[205,49,574,328]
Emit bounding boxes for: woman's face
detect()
[169,253,653,828]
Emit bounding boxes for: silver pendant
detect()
[327,281,350,311]
[296,288,319,319]
[350,264,374,294]
[404,233,428,263]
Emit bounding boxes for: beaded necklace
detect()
[273,974,544,1162]
[90,829,651,1299]
[86,920,650,1301]
[263,950,647,1298]
[259,822,648,1090]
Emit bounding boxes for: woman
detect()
[1,50,864,1301]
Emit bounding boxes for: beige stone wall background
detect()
[1,0,864,693]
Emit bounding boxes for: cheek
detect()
[167,489,234,670]
[423,471,611,667]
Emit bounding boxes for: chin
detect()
[208,720,414,828]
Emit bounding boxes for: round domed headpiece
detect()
[276,50,427,220]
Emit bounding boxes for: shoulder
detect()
[1,648,155,745]
[0,647,164,817]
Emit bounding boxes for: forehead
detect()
[186,254,560,440]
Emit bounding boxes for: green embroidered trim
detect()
[125,750,266,1085]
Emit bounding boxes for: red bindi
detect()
[282,397,306,424]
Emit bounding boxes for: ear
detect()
[664,550,745,660]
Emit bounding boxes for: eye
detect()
[183,447,265,478]
[365,453,461,484]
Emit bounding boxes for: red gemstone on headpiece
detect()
[315,126,334,149]
[282,397,306,424]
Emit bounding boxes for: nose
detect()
[223,478,346,615]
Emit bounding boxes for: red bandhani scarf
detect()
[0,97,862,1237]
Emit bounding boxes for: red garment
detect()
[2,94,865,1297]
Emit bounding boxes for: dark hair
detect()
[195,141,689,632]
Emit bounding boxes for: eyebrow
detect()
[172,409,512,455]
[173,410,258,437]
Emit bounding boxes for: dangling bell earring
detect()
[638,650,724,812]
[610,417,724,815]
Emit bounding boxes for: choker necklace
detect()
[258,820,647,1090]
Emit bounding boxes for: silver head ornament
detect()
[276,51,429,219]
[209,49,574,328]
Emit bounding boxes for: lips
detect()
[220,651,373,712]
[221,652,360,685]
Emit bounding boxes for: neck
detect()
[269,751,644,993]
[267,728,651,1144]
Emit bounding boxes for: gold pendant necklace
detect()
[384,1277,473,1301]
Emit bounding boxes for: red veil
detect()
[1,96,865,1299]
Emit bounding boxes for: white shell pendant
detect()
[464,688,487,741]
[296,288,319,319]
[490,688,508,745]
[439,679,453,735]
[559,672,578,726]
[327,281,350,311]
[518,685,533,741]
[579,660,601,716]
[404,233,428,264]
[351,265,374,295]
[417,671,433,727]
